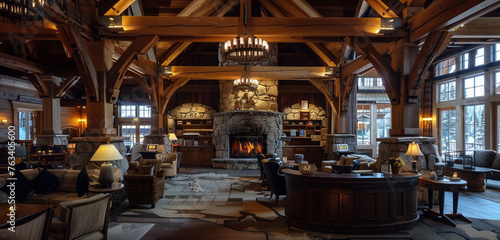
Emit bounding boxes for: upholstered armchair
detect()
[261,159,286,205]
[124,159,165,208]
[49,193,111,240]
[0,205,53,240]
[155,152,178,177]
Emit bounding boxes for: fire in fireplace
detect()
[230,136,266,158]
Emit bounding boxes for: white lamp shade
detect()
[406,142,423,156]
[168,133,178,142]
[90,144,124,162]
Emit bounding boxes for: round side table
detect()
[88,182,126,221]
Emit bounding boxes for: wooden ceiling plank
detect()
[191,0,226,17]
[341,56,373,77]
[408,0,427,7]
[269,0,307,17]
[213,0,239,17]
[256,0,285,17]
[177,0,207,17]
[0,52,48,74]
[27,73,50,97]
[104,0,137,15]
[364,0,399,18]
[409,0,500,42]
[449,17,500,38]
[408,30,450,97]
[56,76,80,98]
[344,36,399,104]
[290,0,321,17]
[160,77,191,114]
[56,24,99,101]
[107,35,159,103]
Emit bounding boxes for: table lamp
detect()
[168,133,178,151]
[90,144,123,188]
[406,141,423,173]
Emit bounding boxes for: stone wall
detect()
[169,103,217,119]
[219,80,278,112]
[212,110,284,169]
[325,134,357,160]
[283,103,326,120]
[377,137,441,172]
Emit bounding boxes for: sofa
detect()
[0,167,121,206]
[472,150,500,181]
[321,154,377,173]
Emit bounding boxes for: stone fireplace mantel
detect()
[212,110,284,169]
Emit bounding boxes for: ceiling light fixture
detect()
[0,0,45,26]
[233,76,258,90]
[222,35,269,65]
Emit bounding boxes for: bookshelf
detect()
[283,119,323,167]
[175,119,214,166]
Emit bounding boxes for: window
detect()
[464,104,485,155]
[496,72,500,95]
[376,78,383,87]
[18,112,34,140]
[464,75,484,98]
[439,81,456,102]
[435,58,456,76]
[139,105,151,118]
[139,125,151,143]
[495,44,500,61]
[121,125,136,146]
[461,53,469,70]
[475,47,485,66]
[376,105,391,138]
[120,105,136,118]
[440,109,456,153]
[357,105,371,145]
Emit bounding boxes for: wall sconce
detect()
[378,18,401,35]
[1,119,7,124]
[101,16,124,32]
[78,119,86,122]
[159,66,172,76]
[422,117,433,122]
[132,117,139,123]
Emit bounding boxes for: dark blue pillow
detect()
[76,168,89,197]
[33,168,60,194]
[352,159,361,170]
[2,171,34,201]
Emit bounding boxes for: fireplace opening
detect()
[230,135,266,158]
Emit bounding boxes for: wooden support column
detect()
[82,40,117,136]
[389,40,421,137]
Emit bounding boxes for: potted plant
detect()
[385,156,405,175]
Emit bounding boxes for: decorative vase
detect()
[391,166,400,175]
[299,164,317,176]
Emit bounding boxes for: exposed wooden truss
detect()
[27,73,49,97]
[365,0,399,18]
[56,76,80,98]
[0,52,49,73]
[168,66,327,80]
[308,78,338,115]
[341,74,356,112]
[160,78,190,115]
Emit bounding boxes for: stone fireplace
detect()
[212,110,283,169]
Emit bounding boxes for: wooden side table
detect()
[88,182,126,221]
[419,177,470,227]
[445,164,491,192]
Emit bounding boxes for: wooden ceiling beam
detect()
[409,0,500,42]
[365,0,399,18]
[159,42,192,66]
[306,43,338,67]
[27,73,50,97]
[160,77,190,115]
[341,74,356,112]
[148,75,159,109]
[0,52,49,74]
[344,36,399,104]
[449,17,500,38]
[55,76,80,98]
[257,0,285,17]
[408,30,450,97]
[177,0,207,17]
[98,0,137,16]
[107,35,159,103]
[341,56,373,77]
[117,16,385,37]
[169,66,327,80]
[308,78,337,115]
[213,0,239,17]
[269,0,307,17]
[290,0,321,17]
[56,24,99,101]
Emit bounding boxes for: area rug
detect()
[119,173,500,240]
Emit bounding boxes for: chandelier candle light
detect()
[406,141,423,173]
[223,35,269,65]
[234,76,258,90]
[0,0,45,26]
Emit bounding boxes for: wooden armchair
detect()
[124,159,165,208]
[0,205,53,240]
[49,193,111,240]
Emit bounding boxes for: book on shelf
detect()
[290,129,297,137]
[194,141,199,146]
[184,139,192,146]
[299,129,305,137]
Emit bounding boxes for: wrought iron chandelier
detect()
[233,76,258,90]
[0,0,45,26]
[222,35,269,65]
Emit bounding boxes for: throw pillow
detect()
[1,171,34,201]
[337,156,346,165]
[491,153,500,170]
[352,159,361,170]
[474,150,496,167]
[345,156,360,166]
[138,165,155,175]
[76,168,89,197]
[33,168,60,194]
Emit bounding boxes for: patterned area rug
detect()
[120,173,500,240]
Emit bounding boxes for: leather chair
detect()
[49,193,111,240]
[261,159,286,205]
[0,205,53,240]
[124,159,165,208]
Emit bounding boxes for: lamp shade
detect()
[406,142,423,156]
[90,144,123,162]
[168,133,178,142]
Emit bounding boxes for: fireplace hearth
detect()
[230,135,266,158]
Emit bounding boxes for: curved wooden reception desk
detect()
[282,169,420,233]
